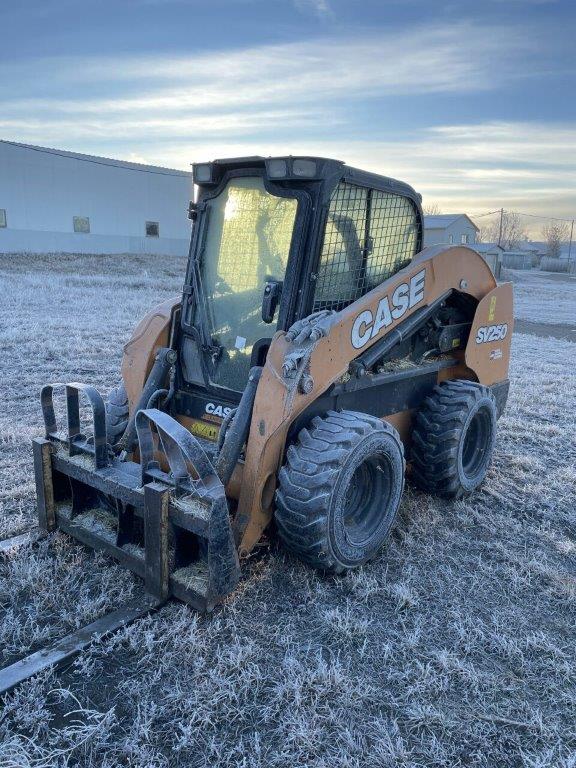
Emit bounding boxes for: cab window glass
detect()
[199,176,297,390]
[314,182,419,311]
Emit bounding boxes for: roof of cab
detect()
[205,155,421,203]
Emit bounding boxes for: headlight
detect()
[193,163,213,183]
[292,158,317,177]
[267,159,288,178]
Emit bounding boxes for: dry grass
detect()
[0,254,575,767]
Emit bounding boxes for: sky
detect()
[1,0,575,235]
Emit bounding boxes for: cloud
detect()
[486,0,557,4]
[0,23,571,226]
[0,109,331,143]
[0,22,535,180]
[108,121,574,230]
[294,0,332,18]
[0,22,531,119]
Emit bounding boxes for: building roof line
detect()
[472,242,505,252]
[424,214,480,231]
[0,139,192,178]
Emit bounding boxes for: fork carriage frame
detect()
[33,382,240,611]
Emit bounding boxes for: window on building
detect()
[448,234,454,244]
[146,221,160,237]
[313,182,420,312]
[73,216,90,233]
[0,209,6,228]
[461,233,469,244]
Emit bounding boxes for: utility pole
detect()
[497,208,504,248]
[568,219,574,265]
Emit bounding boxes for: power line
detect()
[471,207,574,224]
[509,211,574,223]
[469,209,502,219]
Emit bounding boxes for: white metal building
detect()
[424,214,479,247]
[472,242,504,278]
[501,251,532,270]
[0,140,192,256]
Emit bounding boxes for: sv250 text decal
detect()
[476,324,508,344]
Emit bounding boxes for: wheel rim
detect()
[462,406,492,478]
[343,454,393,546]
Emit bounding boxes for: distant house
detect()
[517,243,542,257]
[500,251,532,270]
[423,214,479,247]
[472,242,504,259]
[472,242,504,278]
[517,241,570,260]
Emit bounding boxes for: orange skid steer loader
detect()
[33,156,513,611]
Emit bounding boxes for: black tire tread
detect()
[410,379,496,498]
[105,382,129,444]
[275,410,404,573]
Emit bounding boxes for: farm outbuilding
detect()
[501,251,533,270]
[471,242,504,278]
[423,214,479,247]
[0,140,192,256]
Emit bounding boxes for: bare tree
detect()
[479,211,527,250]
[542,221,569,259]
[422,203,442,215]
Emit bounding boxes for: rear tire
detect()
[105,382,129,446]
[410,379,497,498]
[275,410,405,573]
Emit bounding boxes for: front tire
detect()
[410,379,497,498]
[105,382,129,446]
[275,410,405,573]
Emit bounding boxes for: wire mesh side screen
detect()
[313,182,421,312]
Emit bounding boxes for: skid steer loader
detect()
[33,156,513,611]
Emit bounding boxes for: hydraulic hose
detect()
[215,366,262,486]
[117,347,177,455]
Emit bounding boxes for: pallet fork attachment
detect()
[33,383,240,612]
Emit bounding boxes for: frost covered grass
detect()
[0,252,182,540]
[506,267,576,325]
[0,254,575,767]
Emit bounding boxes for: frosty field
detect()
[0,253,575,767]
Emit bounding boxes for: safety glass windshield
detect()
[197,176,298,391]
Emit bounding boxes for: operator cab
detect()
[176,155,423,437]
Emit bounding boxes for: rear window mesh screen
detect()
[313,182,420,312]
